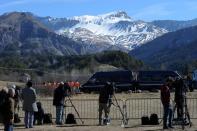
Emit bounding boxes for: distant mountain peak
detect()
[1,11,33,18]
[38,11,167,50]
[102,11,131,19]
[72,11,132,25]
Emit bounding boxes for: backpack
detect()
[14,113,21,123]
[43,113,52,124]
[141,116,150,125]
[149,113,159,125]
[65,113,77,124]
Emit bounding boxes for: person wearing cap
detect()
[161,78,174,129]
[53,82,67,125]
[2,88,15,131]
[98,81,114,125]
[21,81,38,128]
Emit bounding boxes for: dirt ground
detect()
[1,124,197,131]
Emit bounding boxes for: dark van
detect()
[137,70,181,90]
[81,70,133,93]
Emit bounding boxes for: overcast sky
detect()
[0,0,197,21]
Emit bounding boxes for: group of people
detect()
[0,76,189,130]
[161,77,188,129]
[43,81,80,94]
[53,80,115,126]
[97,76,189,128]
[0,80,76,131]
[0,81,37,131]
[52,80,115,126]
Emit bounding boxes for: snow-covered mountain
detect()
[37,11,168,51]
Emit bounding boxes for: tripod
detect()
[172,93,192,129]
[112,93,128,127]
[65,96,84,124]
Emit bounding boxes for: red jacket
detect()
[160,85,170,105]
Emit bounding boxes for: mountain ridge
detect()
[0,12,84,56]
[129,25,197,69]
[42,11,167,50]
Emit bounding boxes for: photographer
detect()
[174,78,186,120]
[161,78,174,129]
[53,82,67,125]
[98,81,114,125]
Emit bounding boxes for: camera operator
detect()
[98,81,114,125]
[53,82,71,125]
[161,77,174,129]
[174,77,187,120]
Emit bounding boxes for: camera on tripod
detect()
[173,77,192,129]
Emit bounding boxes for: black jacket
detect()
[53,85,66,106]
[99,83,114,103]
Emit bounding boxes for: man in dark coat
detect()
[98,82,114,125]
[161,78,173,129]
[3,88,15,131]
[53,82,69,125]
[174,78,186,119]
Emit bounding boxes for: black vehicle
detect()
[81,70,133,93]
[137,70,181,90]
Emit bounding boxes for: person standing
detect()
[98,82,114,125]
[21,81,38,128]
[10,85,21,113]
[2,88,15,131]
[161,78,173,129]
[53,82,67,125]
[174,77,188,120]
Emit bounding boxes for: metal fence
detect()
[17,97,197,125]
[125,98,163,119]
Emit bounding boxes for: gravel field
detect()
[1,124,197,131]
